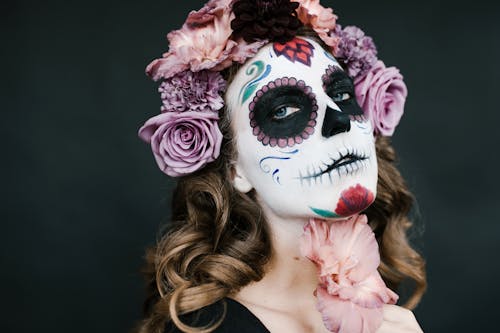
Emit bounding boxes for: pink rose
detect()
[138,111,223,177]
[300,215,398,333]
[354,60,407,136]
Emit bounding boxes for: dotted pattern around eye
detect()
[349,114,367,122]
[248,77,318,148]
[321,64,342,90]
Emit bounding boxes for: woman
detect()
[136,1,426,332]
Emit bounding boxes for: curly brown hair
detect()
[134,33,426,333]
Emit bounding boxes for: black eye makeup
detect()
[322,65,364,118]
[249,77,318,148]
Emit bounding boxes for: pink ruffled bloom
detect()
[300,215,398,333]
[159,70,226,113]
[292,0,339,49]
[138,111,223,177]
[334,25,378,78]
[146,0,266,81]
[354,60,408,136]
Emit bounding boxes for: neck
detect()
[235,202,319,309]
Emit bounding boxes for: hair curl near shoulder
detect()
[134,90,272,333]
[366,136,426,310]
[134,36,426,333]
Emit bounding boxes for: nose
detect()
[321,106,351,138]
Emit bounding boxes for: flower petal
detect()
[316,287,383,333]
[137,111,222,177]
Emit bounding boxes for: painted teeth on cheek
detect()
[295,146,371,186]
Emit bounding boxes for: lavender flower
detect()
[354,60,407,136]
[138,110,223,177]
[158,70,226,113]
[334,25,378,78]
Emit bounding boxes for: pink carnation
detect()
[159,70,226,113]
[138,111,223,177]
[354,60,407,136]
[146,0,265,81]
[300,215,398,333]
[334,25,378,78]
[292,0,339,49]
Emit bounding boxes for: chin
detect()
[305,181,377,219]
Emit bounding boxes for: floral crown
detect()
[138,0,408,177]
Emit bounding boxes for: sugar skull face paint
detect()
[226,37,378,219]
[249,78,318,147]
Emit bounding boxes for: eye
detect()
[249,81,318,147]
[322,66,364,116]
[332,92,351,102]
[272,105,301,120]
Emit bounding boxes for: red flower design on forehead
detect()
[273,37,315,67]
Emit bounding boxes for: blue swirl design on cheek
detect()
[239,61,272,105]
[351,116,372,135]
[272,169,280,184]
[323,50,338,63]
[356,123,372,135]
[355,122,370,134]
[259,149,299,185]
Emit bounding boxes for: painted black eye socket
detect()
[248,78,318,148]
[324,71,355,100]
[322,66,364,116]
[253,86,313,139]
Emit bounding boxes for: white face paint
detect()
[226,37,377,219]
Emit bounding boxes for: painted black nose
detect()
[321,106,351,138]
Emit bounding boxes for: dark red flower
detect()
[231,0,302,43]
[335,184,375,216]
[273,37,315,66]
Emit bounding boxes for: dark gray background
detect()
[2,0,499,332]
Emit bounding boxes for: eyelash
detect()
[325,85,354,104]
[272,104,301,120]
[331,92,351,102]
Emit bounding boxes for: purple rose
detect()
[354,60,407,136]
[138,110,223,177]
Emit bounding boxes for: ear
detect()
[232,164,253,193]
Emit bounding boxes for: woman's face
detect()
[226,37,377,219]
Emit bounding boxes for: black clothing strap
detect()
[164,298,270,332]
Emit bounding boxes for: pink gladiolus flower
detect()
[300,214,398,333]
[138,110,223,177]
[354,60,407,136]
[292,0,339,49]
